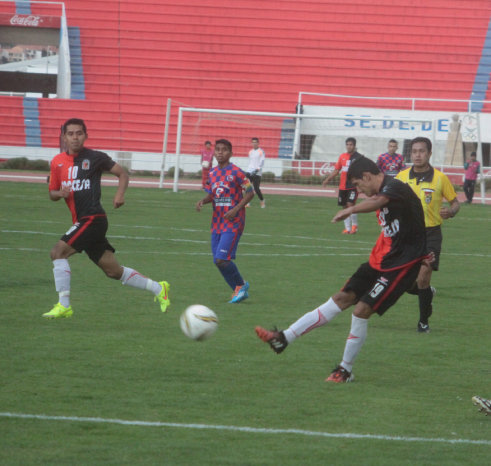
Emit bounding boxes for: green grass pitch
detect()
[0,181,490,465]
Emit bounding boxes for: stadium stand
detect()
[0,96,25,146]
[0,0,490,154]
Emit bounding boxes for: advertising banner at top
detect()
[0,13,60,28]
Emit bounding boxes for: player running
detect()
[196,139,254,303]
[256,156,429,382]
[43,118,170,319]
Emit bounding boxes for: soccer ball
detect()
[180,305,218,341]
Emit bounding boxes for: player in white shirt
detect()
[246,137,266,208]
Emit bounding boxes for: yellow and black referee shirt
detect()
[396,166,457,227]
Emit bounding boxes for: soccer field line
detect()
[2,229,491,258]
[0,229,373,251]
[0,174,334,195]
[0,247,367,258]
[0,218,377,245]
[0,412,489,446]
[2,229,490,258]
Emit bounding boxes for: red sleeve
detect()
[48,155,61,191]
[334,153,344,171]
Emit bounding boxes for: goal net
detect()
[168,106,436,192]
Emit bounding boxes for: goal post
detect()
[169,106,436,193]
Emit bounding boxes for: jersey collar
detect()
[409,165,434,184]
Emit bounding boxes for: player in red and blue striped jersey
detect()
[376,139,406,177]
[196,139,254,303]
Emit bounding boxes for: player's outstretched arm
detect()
[110,163,129,209]
[331,195,389,223]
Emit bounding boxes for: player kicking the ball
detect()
[196,139,254,303]
[256,156,430,382]
[43,118,170,319]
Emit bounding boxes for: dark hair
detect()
[215,139,232,151]
[410,136,432,152]
[205,140,211,145]
[347,156,380,181]
[63,118,87,134]
[470,151,477,157]
[251,137,259,142]
[388,139,398,144]
[345,137,356,145]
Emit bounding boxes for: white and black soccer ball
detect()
[180,305,218,341]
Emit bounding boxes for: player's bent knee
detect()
[49,248,59,261]
[215,259,229,269]
[50,241,72,260]
[353,304,373,319]
[332,290,357,309]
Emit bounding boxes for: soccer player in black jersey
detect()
[256,156,430,383]
[43,118,170,318]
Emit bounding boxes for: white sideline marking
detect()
[0,174,334,194]
[0,412,491,445]
[2,229,490,258]
[0,175,47,181]
[0,247,44,252]
[0,230,372,251]
[0,412,489,445]
[0,247,364,257]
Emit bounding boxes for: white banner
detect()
[301,106,491,143]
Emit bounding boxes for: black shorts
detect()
[246,172,261,183]
[425,226,442,271]
[61,214,115,264]
[342,261,422,316]
[338,189,357,207]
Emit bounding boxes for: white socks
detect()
[340,315,368,373]
[283,298,342,343]
[344,214,357,231]
[351,213,358,227]
[120,267,161,295]
[281,296,369,374]
[53,259,71,307]
[52,263,161,309]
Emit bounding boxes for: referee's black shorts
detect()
[61,214,115,264]
[425,226,442,271]
[343,260,422,316]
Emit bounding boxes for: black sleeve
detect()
[96,151,116,172]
